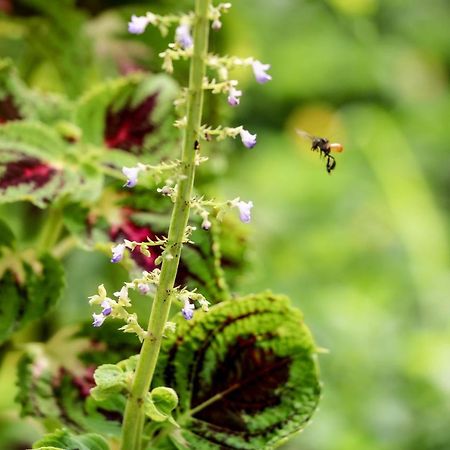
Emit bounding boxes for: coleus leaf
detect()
[0,220,65,342]
[0,121,103,207]
[16,322,140,436]
[0,58,71,124]
[32,428,109,450]
[154,292,321,450]
[177,216,249,304]
[75,73,179,161]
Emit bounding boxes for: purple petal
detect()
[128,15,148,35]
[252,60,272,84]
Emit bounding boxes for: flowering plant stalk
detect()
[120,1,211,447]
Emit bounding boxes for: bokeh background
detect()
[1,0,449,449]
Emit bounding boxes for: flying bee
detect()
[296,129,344,173]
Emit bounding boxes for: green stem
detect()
[120,1,211,449]
[36,207,64,255]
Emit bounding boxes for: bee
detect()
[296,129,344,173]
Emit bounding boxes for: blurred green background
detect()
[1,0,449,449]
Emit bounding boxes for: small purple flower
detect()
[101,300,112,316]
[92,313,106,328]
[122,166,141,188]
[181,300,195,320]
[175,23,193,49]
[236,200,253,224]
[111,243,126,263]
[227,87,242,106]
[252,60,272,84]
[128,15,148,35]
[240,129,257,149]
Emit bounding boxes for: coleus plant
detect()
[0,1,321,450]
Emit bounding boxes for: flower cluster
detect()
[191,196,254,227]
[93,4,269,333]
[89,270,161,338]
[122,161,180,189]
[128,5,271,153]
[110,236,167,264]
[176,288,210,321]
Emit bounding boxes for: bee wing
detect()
[295,129,314,141]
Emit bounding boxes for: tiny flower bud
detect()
[165,321,177,333]
[138,283,151,295]
[128,15,149,35]
[227,86,242,106]
[212,19,222,30]
[111,243,126,263]
[175,23,193,49]
[201,217,212,230]
[101,300,112,316]
[218,66,228,80]
[235,200,253,224]
[181,299,195,320]
[157,185,173,196]
[88,284,107,305]
[92,313,106,328]
[114,286,131,307]
[198,298,210,312]
[122,166,141,188]
[252,60,272,84]
[240,129,257,148]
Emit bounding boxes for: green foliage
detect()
[32,428,109,450]
[90,356,138,401]
[0,120,102,207]
[75,73,179,160]
[16,322,140,436]
[0,220,65,343]
[0,58,71,123]
[178,217,248,303]
[154,292,321,449]
[145,387,179,424]
[8,0,94,98]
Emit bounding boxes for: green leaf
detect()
[0,253,64,343]
[0,121,104,207]
[75,73,179,161]
[154,292,321,450]
[0,219,15,248]
[151,387,179,416]
[32,428,109,450]
[90,364,128,402]
[0,58,71,124]
[21,253,65,324]
[144,387,179,424]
